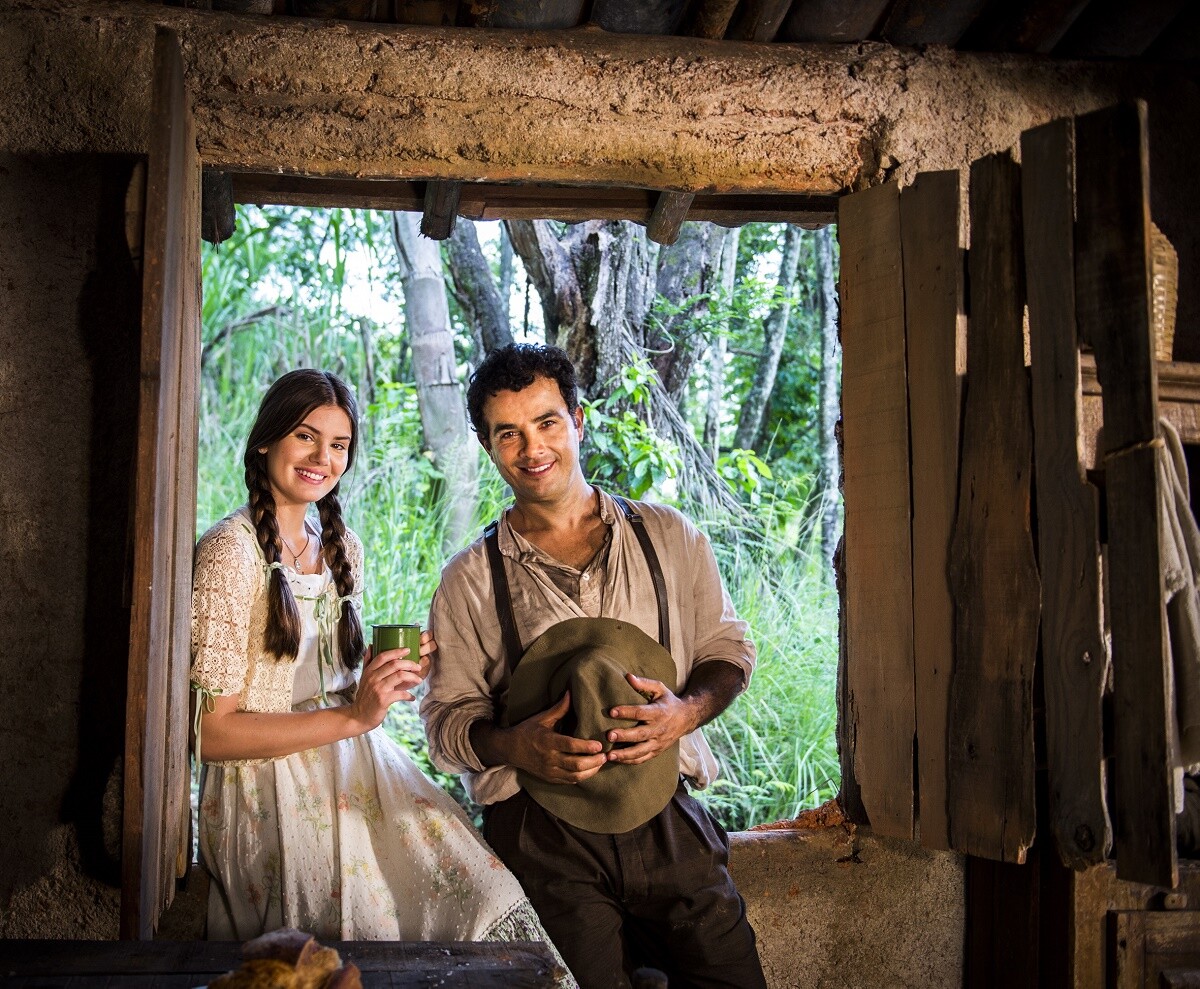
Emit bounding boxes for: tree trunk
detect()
[703,227,739,460]
[815,224,841,569]
[650,221,725,407]
[498,223,515,325]
[733,224,805,452]
[391,211,479,551]
[446,221,514,356]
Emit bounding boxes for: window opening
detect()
[195,202,843,839]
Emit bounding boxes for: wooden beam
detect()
[469,0,585,29]
[839,181,916,840]
[900,169,961,852]
[1054,0,1188,58]
[959,0,1089,54]
[685,0,740,39]
[780,0,889,42]
[727,0,794,42]
[646,191,694,245]
[420,179,460,239]
[229,174,838,225]
[880,0,989,46]
[947,150,1040,864]
[1075,100,1175,889]
[591,0,687,35]
[1021,116,1110,870]
[4,0,1166,196]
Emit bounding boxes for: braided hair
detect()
[243,369,366,668]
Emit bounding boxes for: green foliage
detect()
[583,357,680,500]
[197,206,840,834]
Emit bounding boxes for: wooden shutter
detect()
[121,26,201,940]
[839,182,916,840]
[1075,101,1174,888]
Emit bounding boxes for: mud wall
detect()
[0,152,141,937]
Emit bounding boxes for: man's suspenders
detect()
[483,495,671,672]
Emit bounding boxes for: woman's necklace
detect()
[280,528,313,571]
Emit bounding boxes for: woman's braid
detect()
[246,455,302,659]
[318,490,365,670]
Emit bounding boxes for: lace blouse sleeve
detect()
[346,526,365,616]
[191,521,261,696]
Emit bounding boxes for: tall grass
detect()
[197,206,841,831]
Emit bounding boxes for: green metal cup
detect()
[372,623,421,659]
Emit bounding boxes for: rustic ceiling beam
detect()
[780,0,889,42]
[420,179,461,238]
[591,0,688,35]
[470,0,586,29]
[1,0,1181,198]
[1053,0,1188,58]
[685,0,739,40]
[958,0,1089,54]
[230,174,838,224]
[880,0,989,47]
[726,0,794,42]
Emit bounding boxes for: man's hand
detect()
[604,675,700,766]
[606,660,747,766]
[472,692,607,785]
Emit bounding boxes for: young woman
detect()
[190,368,573,981]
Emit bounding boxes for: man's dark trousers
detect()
[483,782,768,989]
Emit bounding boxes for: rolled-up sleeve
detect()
[421,544,522,804]
[684,517,756,688]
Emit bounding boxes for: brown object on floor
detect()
[749,797,852,834]
[209,929,363,989]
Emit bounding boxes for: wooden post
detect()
[122,26,201,939]
[421,180,461,240]
[839,181,916,839]
[1075,100,1175,889]
[1021,116,1111,870]
[646,191,694,246]
[947,151,1040,863]
[900,170,962,851]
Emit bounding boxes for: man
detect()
[421,343,767,989]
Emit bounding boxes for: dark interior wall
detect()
[0,152,140,936]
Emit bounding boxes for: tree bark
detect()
[391,211,478,550]
[703,227,739,460]
[445,220,514,355]
[734,224,805,451]
[650,220,726,408]
[815,224,841,569]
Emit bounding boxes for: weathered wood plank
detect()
[961,0,1090,54]
[1021,116,1110,871]
[469,0,585,29]
[780,0,889,42]
[0,940,560,987]
[1054,0,1188,58]
[1075,100,1174,889]
[685,0,739,39]
[947,150,1040,863]
[839,181,916,840]
[646,191,694,245]
[164,96,201,903]
[900,169,961,852]
[123,26,192,941]
[421,180,461,240]
[726,0,794,41]
[591,0,689,35]
[880,0,989,46]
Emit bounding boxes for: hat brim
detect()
[503,617,680,834]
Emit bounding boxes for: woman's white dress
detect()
[192,510,572,983]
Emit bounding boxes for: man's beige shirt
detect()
[421,489,756,807]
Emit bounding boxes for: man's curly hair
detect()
[467,343,580,438]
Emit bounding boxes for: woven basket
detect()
[1151,221,1178,362]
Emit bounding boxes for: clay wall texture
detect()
[0,152,140,937]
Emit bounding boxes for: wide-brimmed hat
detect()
[502,617,680,834]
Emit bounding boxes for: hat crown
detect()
[548,648,643,752]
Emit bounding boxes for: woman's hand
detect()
[350,640,431,731]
